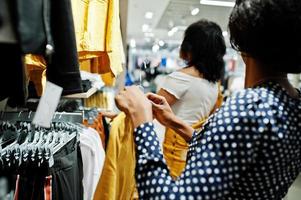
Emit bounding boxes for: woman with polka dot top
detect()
[115,0,301,199]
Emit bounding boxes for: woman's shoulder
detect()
[168,68,206,83]
[223,84,282,113]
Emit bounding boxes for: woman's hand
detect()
[115,86,153,128]
[147,92,194,142]
[146,93,176,128]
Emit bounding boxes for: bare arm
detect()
[157,88,178,106]
[147,93,194,142]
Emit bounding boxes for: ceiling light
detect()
[145,12,154,19]
[142,24,150,32]
[152,44,160,53]
[168,26,179,37]
[171,27,178,33]
[168,21,174,28]
[222,31,228,37]
[158,40,165,46]
[191,8,200,16]
[130,39,136,48]
[200,0,235,7]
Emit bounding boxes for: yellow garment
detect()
[84,91,109,109]
[71,0,108,52]
[106,0,124,76]
[71,0,123,77]
[94,113,137,200]
[101,72,116,86]
[163,87,224,179]
[25,55,47,96]
[25,54,46,69]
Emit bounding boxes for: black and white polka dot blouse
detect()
[134,82,301,200]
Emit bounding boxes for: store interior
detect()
[0,0,301,199]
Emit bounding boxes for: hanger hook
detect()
[18,110,23,118]
[0,111,4,120]
[28,111,32,119]
[59,111,65,119]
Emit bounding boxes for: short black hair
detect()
[180,20,226,83]
[229,0,301,73]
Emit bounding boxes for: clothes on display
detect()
[46,0,82,95]
[71,0,125,76]
[0,44,27,107]
[83,108,108,150]
[0,118,83,200]
[0,0,83,107]
[0,0,17,44]
[15,0,53,55]
[0,0,124,198]
[80,127,105,200]
[94,113,138,200]
[84,90,114,110]
[0,111,109,200]
[25,0,125,98]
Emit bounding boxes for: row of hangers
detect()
[0,111,83,170]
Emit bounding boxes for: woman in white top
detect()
[157,20,226,178]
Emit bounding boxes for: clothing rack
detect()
[0,111,84,124]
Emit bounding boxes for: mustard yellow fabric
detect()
[25,55,47,96]
[94,113,137,200]
[71,0,123,77]
[101,72,116,86]
[84,91,108,108]
[106,0,124,76]
[71,0,108,52]
[163,87,224,179]
[25,0,124,93]
[25,55,46,69]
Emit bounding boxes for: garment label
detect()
[32,81,63,128]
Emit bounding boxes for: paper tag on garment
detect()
[32,81,63,128]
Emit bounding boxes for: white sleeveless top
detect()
[161,71,218,125]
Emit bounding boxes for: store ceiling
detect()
[127,0,234,46]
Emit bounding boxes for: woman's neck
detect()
[244,56,299,99]
[244,57,287,88]
[181,66,203,78]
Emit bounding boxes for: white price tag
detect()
[32,81,63,128]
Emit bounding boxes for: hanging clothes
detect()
[80,128,105,200]
[71,0,124,77]
[0,120,84,200]
[0,44,27,107]
[93,113,137,200]
[14,0,53,55]
[25,55,47,96]
[83,110,106,151]
[106,0,124,77]
[0,0,82,100]
[0,0,27,107]
[0,0,17,44]
[71,0,111,74]
[46,0,82,95]
[14,137,83,200]
[163,87,224,178]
